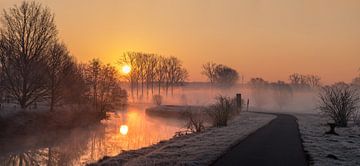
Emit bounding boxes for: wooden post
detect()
[236,93,242,111]
[246,99,249,111]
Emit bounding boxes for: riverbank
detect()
[91,112,276,166]
[145,105,205,118]
[294,113,360,166]
[0,105,106,137]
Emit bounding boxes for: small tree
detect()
[213,64,239,87]
[0,1,57,109]
[318,83,360,127]
[46,42,74,111]
[207,96,236,127]
[201,62,217,84]
[183,108,205,133]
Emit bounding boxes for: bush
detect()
[183,108,206,133]
[318,83,360,127]
[207,96,236,127]
[152,95,162,106]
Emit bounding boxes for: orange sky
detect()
[1,0,360,84]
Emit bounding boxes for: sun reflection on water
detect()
[119,125,128,135]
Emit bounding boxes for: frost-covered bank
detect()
[295,113,360,166]
[91,112,275,166]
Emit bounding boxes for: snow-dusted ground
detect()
[294,113,360,166]
[92,112,276,166]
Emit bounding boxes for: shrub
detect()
[318,83,360,127]
[183,108,206,133]
[207,96,236,127]
[152,95,162,106]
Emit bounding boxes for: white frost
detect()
[94,112,275,166]
[294,113,360,166]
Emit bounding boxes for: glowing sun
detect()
[119,125,128,136]
[122,65,131,74]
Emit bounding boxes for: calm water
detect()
[0,104,184,166]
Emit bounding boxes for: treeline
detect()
[0,1,126,112]
[201,62,239,87]
[248,73,321,108]
[119,52,188,98]
[249,73,321,90]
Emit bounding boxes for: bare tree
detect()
[97,64,121,112]
[201,62,217,84]
[0,1,57,109]
[61,63,88,105]
[118,52,139,98]
[289,73,302,85]
[165,56,188,95]
[318,83,360,127]
[155,56,167,95]
[213,64,239,87]
[289,73,321,89]
[85,59,102,110]
[84,60,126,112]
[145,54,158,96]
[306,74,321,88]
[46,42,74,111]
[119,52,188,98]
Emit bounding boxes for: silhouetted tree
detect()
[46,42,74,111]
[0,1,57,109]
[201,62,217,84]
[145,54,158,96]
[120,53,188,98]
[85,59,102,110]
[155,56,167,95]
[165,56,188,95]
[318,83,360,127]
[289,73,321,89]
[62,63,88,105]
[118,52,139,98]
[306,75,321,88]
[213,64,239,87]
[84,59,126,112]
[97,64,122,111]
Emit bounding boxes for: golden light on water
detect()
[121,65,131,74]
[119,125,128,135]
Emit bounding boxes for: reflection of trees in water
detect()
[0,150,47,166]
[0,109,183,165]
[0,125,106,166]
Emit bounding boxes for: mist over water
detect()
[0,84,320,165]
[126,83,319,114]
[0,105,183,165]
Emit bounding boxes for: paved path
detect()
[212,114,308,166]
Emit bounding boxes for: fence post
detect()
[236,93,242,111]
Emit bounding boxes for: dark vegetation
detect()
[318,83,360,127]
[201,62,239,87]
[207,96,238,127]
[248,73,320,108]
[0,2,127,135]
[118,52,188,99]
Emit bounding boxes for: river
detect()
[0,104,184,166]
